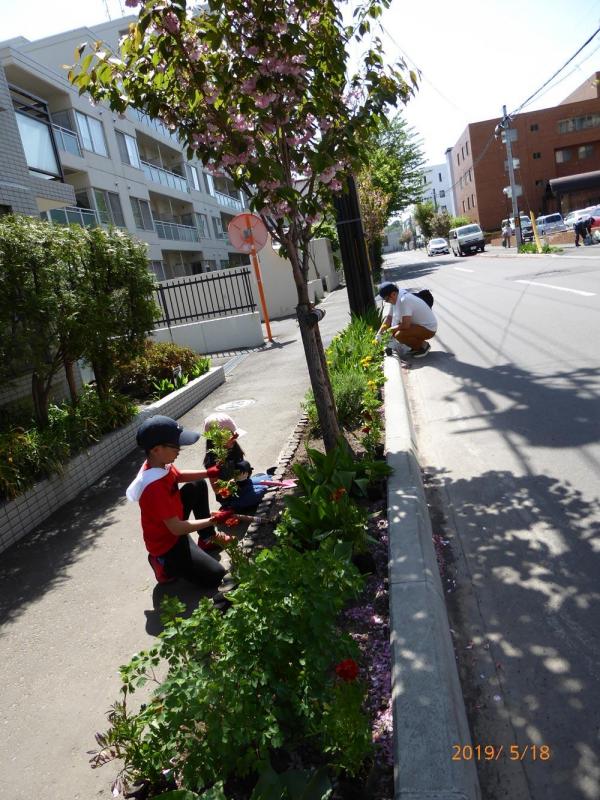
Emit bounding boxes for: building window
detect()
[471,194,476,207]
[533,152,541,159]
[457,153,460,165]
[75,111,108,156]
[93,188,125,226]
[555,148,571,164]
[149,260,165,281]
[578,144,594,160]
[115,130,141,168]
[187,164,201,191]
[558,113,600,134]
[196,213,210,238]
[530,123,539,132]
[440,204,447,211]
[130,197,154,230]
[467,197,471,210]
[220,259,230,270]
[439,190,445,198]
[468,168,472,182]
[438,172,442,182]
[212,216,224,238]
[15,112,61,177]
[462,200,465,213]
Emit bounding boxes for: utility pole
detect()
[500,105,522,247]
[432,187,438,211]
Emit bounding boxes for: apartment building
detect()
[0,17,248,280]
[420,161,456,216]
[449,72,600,231]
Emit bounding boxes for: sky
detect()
[1,0,599,165]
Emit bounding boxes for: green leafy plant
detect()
[116,341,210,399]
[88,547,368,796]
[518,242,559,254]
[0,386,137,502]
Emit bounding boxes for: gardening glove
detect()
[211,509,236,522]
[374,332,382,343]
[206,465,220,478]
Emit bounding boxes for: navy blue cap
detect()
[136,415,200,450]
[378,282,398,299]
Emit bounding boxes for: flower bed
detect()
[87,317,394,799]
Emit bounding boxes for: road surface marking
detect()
[515,280,595,297]
[454,267,474,273]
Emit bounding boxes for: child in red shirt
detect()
[126,415,234,586]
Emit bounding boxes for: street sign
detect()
[503,185,522,197]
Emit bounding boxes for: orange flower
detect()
[225,516,240,527]
[219,487,231,499]
[331,487,346,501]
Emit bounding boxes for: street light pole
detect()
[502,105,522,247]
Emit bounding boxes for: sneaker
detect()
[410,342,431,358]
[148,554,175,584]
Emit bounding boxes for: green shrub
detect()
[306,369,368,432]
[518,242,559,254]
[114,341,209,398]
[89,546,370,795]
[0,387,137,502]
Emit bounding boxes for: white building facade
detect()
[420,161,455,217]
[0,17,248,281]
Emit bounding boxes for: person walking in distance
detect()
[376,282,437,358]
[502,221,511,248]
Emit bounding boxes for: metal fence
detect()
[154,267,256,328]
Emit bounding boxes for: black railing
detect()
[154,267,256,328]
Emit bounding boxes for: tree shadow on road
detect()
[423,464,600,799]
[409,350,600,449]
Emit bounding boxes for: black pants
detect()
[162,480,225,587]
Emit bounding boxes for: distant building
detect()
[447,72,600,231]
[0,17,249,280]
[420,161,455,216]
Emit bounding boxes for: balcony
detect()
[52,125,82,157]
[214,190,243,212]
[141,159,189,193]
[130,108,180,143]
[48,206,100,227]
[154,220,200,242]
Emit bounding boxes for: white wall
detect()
[152,312,264,353]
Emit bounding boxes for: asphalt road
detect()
[382,246,600,800]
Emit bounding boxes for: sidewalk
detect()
[0,286,352,800]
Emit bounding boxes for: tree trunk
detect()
[92,360,110,401]
[296,304,342,452]
[283,236,343,453]
[63,355,79,405]
[31,371,50,428]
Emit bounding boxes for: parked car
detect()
[563,207,593,229]
[449,223,485,256]
[501,216,534,242]
[535,212,567,235]
[427,237,450,256]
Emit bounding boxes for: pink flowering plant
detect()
[69,0,417,452]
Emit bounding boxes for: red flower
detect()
[331,487,346,501]
[225,516,240,527]
[335,658,359,682]
[361,426,371,434]
[219,487,231,498]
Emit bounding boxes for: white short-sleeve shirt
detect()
[397,292,437,332]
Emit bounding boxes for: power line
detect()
[509,25,600,116]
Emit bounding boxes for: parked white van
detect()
[448,223,486,256]
[535,213,567,235]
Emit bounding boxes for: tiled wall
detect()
[0,367,225,554]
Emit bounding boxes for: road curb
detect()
[384,356,481,800]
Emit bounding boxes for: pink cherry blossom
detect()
[329,179,342,191]
[125,0,141,6]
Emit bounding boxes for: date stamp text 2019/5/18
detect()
[452,745,552,761]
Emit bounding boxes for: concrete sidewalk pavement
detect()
[0,287,352,800]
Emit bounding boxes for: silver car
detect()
[427,237,450,256]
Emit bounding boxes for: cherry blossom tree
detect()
[70,0,417,450]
